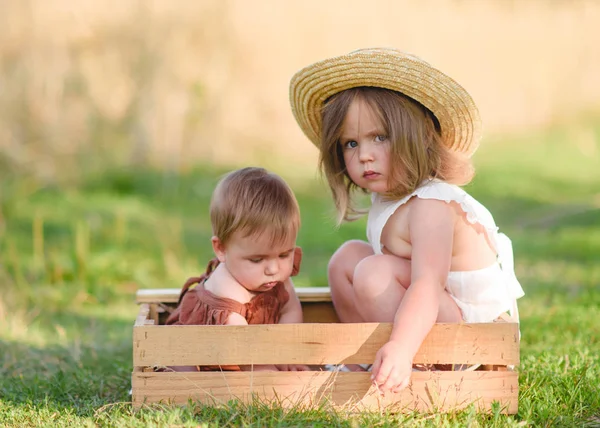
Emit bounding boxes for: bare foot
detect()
[343,364,372,372]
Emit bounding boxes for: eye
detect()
[375,135,387,142]
[279,252,292,259]
[249,258,262,263]
[343,140,358,149]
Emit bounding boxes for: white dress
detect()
[366,179,525,323]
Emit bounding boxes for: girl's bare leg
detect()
[328,240,374,323]
[351,254,462,323]
[329,241,462,324]
[352,254,411,322]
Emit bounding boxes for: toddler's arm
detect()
[371,198,455,392]
[278,278,304,324]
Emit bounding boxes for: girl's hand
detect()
[370,340,412,393]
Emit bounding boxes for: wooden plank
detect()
[149,304,159,325]
[136,288,181,304]
[136,287,332,304]
[135,304,150,327]
[133,321,519,366]
[295,287,332,302]
[131,370,518,414]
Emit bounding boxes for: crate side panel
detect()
[133,322,519,366]
[132,370,518,414]
[137,289,180,304]
[295,287,332,302]
[302,302,339,323]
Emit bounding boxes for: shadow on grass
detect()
[0,310,134,417]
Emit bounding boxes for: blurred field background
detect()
[1,0,599,426]
[2,0,600,175]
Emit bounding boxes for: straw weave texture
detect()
[290,48,482,156]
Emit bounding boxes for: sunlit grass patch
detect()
[2,120,600,425]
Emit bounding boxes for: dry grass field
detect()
[1,0,599,175]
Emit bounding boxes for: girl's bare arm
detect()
[390,198,454,351]
[371,198,455,391]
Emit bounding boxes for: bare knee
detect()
[327,240,373,286]
[352,255,411,322]
[353,255,410,298]
[327,240,373,323]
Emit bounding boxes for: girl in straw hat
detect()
[290,48,524,393]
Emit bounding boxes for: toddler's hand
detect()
[370,340,412,393]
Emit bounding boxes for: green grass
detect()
[1,120,600,426]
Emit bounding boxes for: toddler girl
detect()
[166,167,308,372]
[289,48,524,392]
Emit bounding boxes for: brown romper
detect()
[165,248,302,371]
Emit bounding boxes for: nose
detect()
[358,141,374,162]
[264,259,279,276]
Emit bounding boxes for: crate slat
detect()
[136,287,332,304]
[133,321,519,366]
[132,370,518,414]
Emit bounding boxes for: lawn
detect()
[1,120,599,426]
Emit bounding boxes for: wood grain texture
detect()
[136,287,333,304]
[131,370,519,414]
[135,304,150,327]
[133,321,519,366]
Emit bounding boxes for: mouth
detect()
[363,170,380,179]
[262,281,278,289]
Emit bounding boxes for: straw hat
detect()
[289,48,482,156]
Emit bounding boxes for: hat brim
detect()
[290,48,482,156]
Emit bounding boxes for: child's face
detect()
[340,98,391,193]
[213,229,297,293]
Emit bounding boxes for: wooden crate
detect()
[132,287,519,413]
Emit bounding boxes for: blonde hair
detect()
[320,87,474,223]
[210,167,300,245]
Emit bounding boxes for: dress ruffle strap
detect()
[495,233,525,323]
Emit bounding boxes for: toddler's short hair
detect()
[210,167,300,245]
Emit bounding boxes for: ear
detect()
[211,236,227,263]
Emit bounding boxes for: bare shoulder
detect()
[282,279,301,307]
[205,269,252,303]
[404,198,459,243]
[283,278,299,295]
[384,196,456,230]
[407,197,457,223]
